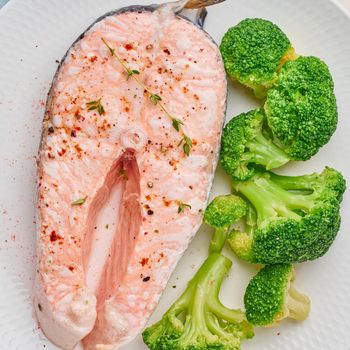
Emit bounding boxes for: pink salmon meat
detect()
[35,3,227,350]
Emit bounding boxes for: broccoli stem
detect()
[173,253,231,316]
[234,178,282,225]
[166,253,244,332]
[254,176,315,211]
[204,254,245,323]
[234,172,320,226]
[180,253,234,342]
[246,203,257,237]
[287,285,311,321]
[193,253,232,299]
[246,132,291,170]
[269,172,317,191]
[208,295,245,323]
[209,227,229,254]
[181,253,245,327]
[143,253,253,349]
[206,313,231,339]
[234,176,302,225]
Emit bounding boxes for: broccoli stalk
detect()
[220,109,291,180]
[143,253,254,350]
[268,170,346,201]
[228,167,345,264]
[244,131,292,172]
[234,173,313,225]
[210,227,228,254]
[244,264,310,326]
[287,285,311,321]
[204,195,248,253]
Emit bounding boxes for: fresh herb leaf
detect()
[72,197,87,206]
[127,69,140,80]
[98,104,105,115]
[150,93,162,105]
[171,118,184,132]
[177,202,192,214]
[86,98,105,115]
[178,134,193,156]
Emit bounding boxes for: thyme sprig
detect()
[86,98,105,115]
[101,38,193,156]
[127,69,140,80]
[171,117,184,132]
[178,134,193,157]
[177,201,192,214]
[150,93,162,105]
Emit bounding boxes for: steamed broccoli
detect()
[244,264,310,326]
[265,56,337,160]
[228,167,345,264]
[143,253,254,350]
[204,195,248,253]
[220,109,291,180]
[220,18,296,98]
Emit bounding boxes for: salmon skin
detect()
[35,1,227,349]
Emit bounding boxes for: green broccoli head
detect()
[265,56,337,160]
[220,109,292,180]
[244,264,311,326]
[204,195,248,253]
[228,167,346,264]
[143,253,254,350]
[204,195,248,228]
[220,18,295,98]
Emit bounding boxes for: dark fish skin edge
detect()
[39,3,227,158]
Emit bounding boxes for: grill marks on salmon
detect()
[35,4,227,350]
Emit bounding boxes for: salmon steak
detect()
[35,1,227,349]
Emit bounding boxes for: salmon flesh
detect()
[35,3,227,350]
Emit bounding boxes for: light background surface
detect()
[0,1,350,350]
[0,0,345,11]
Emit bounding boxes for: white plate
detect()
[0,0,350,349]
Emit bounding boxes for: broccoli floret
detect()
[220,109,292,180]
[204,195,248,253]
[228,167,345,264]
[265,56,337,160]
[143,253,254,350]
[244,264,310,326]
[220,18,296,98]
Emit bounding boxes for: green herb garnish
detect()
[177,202,192,214]
[101,37,193,155]
[72,197,87,206]
[178,134,193,156]
[127,69,140,80]
[150,93,162,105]
[171,118,184,132]
[86,98,105,115]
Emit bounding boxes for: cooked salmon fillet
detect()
[35,3,226,350]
